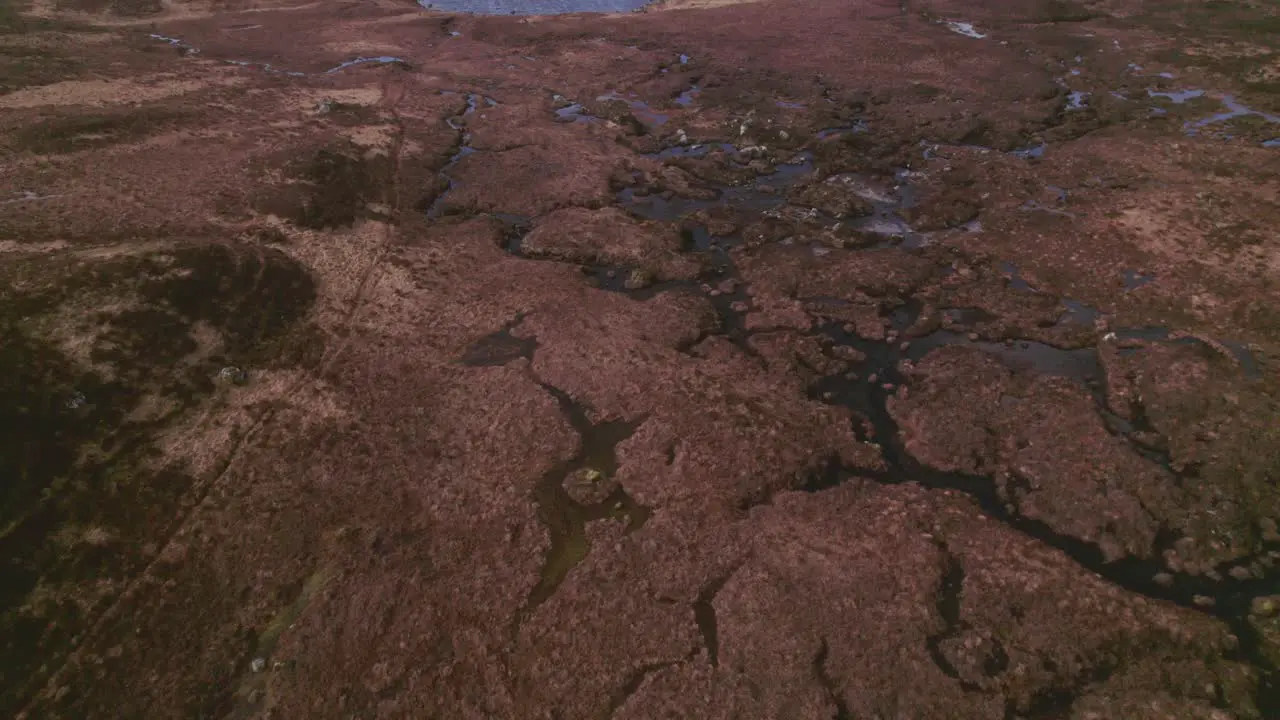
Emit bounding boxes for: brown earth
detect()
[3,0,1280,717]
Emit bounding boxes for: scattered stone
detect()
[1261,518,1279,542]
[564,467,617,506]
[967,332,980,341]
[1228,566,1252,580]
[1251,596,1278,617]
[251,657,266,673]
[1153,572,1174,587]
[624,268,654,290]
[1193,595,1216,608]
[218,366,249,385]
[730,301,749,313]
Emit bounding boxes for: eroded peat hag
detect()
[6,0,1280,717]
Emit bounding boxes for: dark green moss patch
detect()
[12,108,190,155]
[108,0,161,16]
[0,325,102,537]
[0,46,86,93]
[1220,112,1280,143]
[1135,1,1280,46]
[1027,0,1101,23]
[316,100,385,127]
[256,145,393,229]
[0,243,317,716]
[1182,1,1280,39]
[52,0,160,15]
[297,149,379,228]
[1144,51,1280,114]
[143,245,318,359]
[1,0,102,32]
[0,0,46,33]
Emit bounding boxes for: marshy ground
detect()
[2,0,1280,717]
